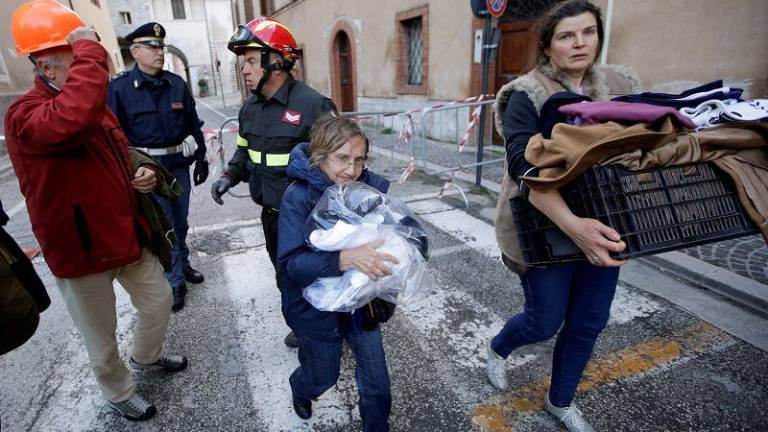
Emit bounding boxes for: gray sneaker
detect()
[129,354,188,372]
[544,393,596,432]
[486,338,508,390]
[107,394,157,421]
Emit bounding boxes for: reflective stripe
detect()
[247,149,290,167]
[236,135,248,147]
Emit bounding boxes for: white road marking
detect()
[221,228,355,431]
[609,284,662,325]
[7,199,26,218]
[410,199,661,327]
[188,217,261,234]
[401,282,515,371]
[430,244,470,258]
[196,98,232,121]
[412,201,500,259]
[31,284,136,431]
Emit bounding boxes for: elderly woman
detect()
[487,1,643,431]
[277,114,398,431]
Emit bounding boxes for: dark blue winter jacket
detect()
[277,143,390,340]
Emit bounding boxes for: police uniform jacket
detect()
[225,76,336,210]
[108,65,205,156]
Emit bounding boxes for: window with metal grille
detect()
[404,17,423,86]
[171,0,186,19]
[119,11,132,25]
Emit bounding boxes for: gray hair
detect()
[308,113,368,166]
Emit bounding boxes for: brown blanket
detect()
[522,121,768,241]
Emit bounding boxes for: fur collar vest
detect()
[493,63,643,135]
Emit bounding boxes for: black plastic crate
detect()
[511,162,760,265]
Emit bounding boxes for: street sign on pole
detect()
[486,0,508,18]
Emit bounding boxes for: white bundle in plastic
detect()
[302,182,431,312]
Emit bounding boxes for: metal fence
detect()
[344,98,505,200]
[209,97,506,203]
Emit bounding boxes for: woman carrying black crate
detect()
[487,1,644,431]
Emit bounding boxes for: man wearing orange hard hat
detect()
[4,0,188,422]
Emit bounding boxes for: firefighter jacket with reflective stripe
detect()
[225,76,336,210]
[3,40,150,278]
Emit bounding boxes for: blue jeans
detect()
[154,153,193,289]
[290,326,391,432]
[491,263,619,407]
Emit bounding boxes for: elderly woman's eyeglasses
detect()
[330,155,367,169]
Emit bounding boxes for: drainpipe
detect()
[600,0,614,64]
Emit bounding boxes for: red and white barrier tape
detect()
[458,95,485,153]
[437,176,453,198]
[399,157,415,184]
[351,94,493,121]
[398,114,414,145]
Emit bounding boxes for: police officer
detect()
[108,22,208,312]
[211,17,336,347]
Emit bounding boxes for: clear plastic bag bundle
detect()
[303,182,431,312]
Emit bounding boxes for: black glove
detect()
[211,176,232,205]
[193,158,209,186]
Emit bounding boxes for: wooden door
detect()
[334,31,355,112]
[495,19,537,91]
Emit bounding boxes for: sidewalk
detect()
[196,91,243,121]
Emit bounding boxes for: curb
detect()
[640,251,768,318]
[369,144,502,193]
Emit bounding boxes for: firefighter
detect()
[211,17,337,348]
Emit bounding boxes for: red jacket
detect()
[4,40,147,278]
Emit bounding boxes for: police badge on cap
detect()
[125,22,166,48]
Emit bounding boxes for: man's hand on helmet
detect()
[67,27,100,45]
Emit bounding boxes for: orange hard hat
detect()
[11,0,85,55]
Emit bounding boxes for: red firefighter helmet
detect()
[227,17,300,61]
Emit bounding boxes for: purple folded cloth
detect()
[559,101,695,128]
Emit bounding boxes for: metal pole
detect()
[475,11,493,187]
[217,60,227,107]
[600,0,615,65]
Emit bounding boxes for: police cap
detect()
[125,22,166,48]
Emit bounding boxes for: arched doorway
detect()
[164,44,192,88]
[331,30,356,113]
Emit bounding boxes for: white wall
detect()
[148,0,238,96]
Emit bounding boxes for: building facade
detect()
[107,0,240,97]
[0,0,124,95]
[0,0,124,143]
[250,0,767,140]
